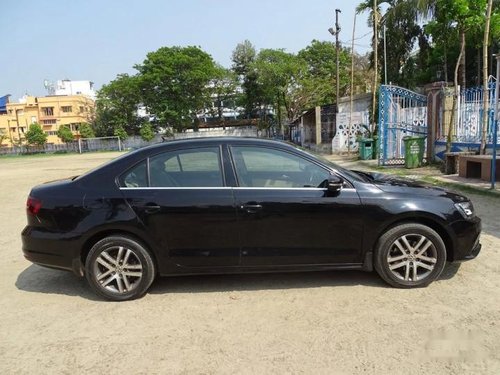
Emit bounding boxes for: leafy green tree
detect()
[253,48,310,131]
[0,132,7,146]
[95,74,142,137]
[231,40,264,118]
[379,1,423,88]
[426,0,489,151]
[207,64,240,121]
[298,40,352,105]
[113,126,128,141]
[57,125,74,143]
[25,123,47,146]
[135,46,216,131]
[139,123,155,141]
[79,122,95,138]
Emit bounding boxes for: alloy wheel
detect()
[93,246,143,294]
[386,234,437,282]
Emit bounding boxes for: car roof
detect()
[139,136,290,152]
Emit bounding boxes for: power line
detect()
[343,31,373,43]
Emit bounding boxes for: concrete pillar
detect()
[425,82,447,162]
[315,106,321,145]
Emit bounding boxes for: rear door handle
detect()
[240,203,263,214]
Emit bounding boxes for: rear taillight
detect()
[26,196,42,215]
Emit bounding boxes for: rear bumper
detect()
[449,216,482,262]
[21,226,83,276]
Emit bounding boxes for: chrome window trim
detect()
[120,187,231,190]
[119,186,356,191]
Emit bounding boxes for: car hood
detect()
[358,171,468,202]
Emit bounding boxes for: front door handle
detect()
[240,203,263,214]
[137,203,161,213]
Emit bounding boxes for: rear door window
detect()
[120,160,147,188]
[149,147,224,187]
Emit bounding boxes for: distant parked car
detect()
[22,137,481,301]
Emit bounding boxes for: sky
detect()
[0,0,372,100]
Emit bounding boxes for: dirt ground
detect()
[1,152,499,374]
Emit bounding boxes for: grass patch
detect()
[0,150,125,162]
[0,152,77,160]
[420,176,500,198]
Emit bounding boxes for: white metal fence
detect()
[0,127,260,155]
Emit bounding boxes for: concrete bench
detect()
[458,154,500,181]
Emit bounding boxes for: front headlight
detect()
[455,201,475,218]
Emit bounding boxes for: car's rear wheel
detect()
[85,236,156,301]
[374,223,446,288]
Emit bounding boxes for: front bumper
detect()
[448,216,482,261]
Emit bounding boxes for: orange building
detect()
[0,94,94,146]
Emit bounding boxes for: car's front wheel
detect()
[374,223,447,288]
[85,236,156,301]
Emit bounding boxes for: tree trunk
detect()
[460,29,466,89]
[480,0,493,155]
[372,0,378,135]
[447,28,466,153]
[444,45,448,83]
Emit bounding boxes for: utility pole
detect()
[335,9,342,105]
[329,9,342,107]
[348,13,356,155]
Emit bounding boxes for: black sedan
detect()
[22,137,481,301]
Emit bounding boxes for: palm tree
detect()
[355,0,434,133]
[356,0,380,134]
[481,0,494,154]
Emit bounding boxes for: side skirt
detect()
[159,263,365,277]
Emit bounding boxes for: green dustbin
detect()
[403,136,426,168]
[358,138,374,160]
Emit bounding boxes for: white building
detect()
[45,79,96,100]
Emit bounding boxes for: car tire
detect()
[374,223,446,288]
[85,236,156,301]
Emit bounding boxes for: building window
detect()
[45,131,57,136]
[42,107,54,116]
[61,106,72,113]
[42,119,57,125]
[79,106,85,113]
[69,123,80,131]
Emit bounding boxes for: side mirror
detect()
[327,174,343,194]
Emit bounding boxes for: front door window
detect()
[230,146,329,188]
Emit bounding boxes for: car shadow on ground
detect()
[149,262,461,295]
[149,270,388,295]
[15,264,102,301]
[16,263,462,300]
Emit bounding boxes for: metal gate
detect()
[378,85,427,165]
